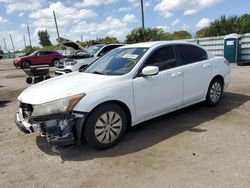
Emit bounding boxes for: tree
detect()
[37,30,52,47]
[239,14,250,33]
[171,30,192,40]
[125,27,172,43]
[196,14,250,37]
[98,37,119,44]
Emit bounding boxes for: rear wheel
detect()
[22,60,31,68]
[206,78,223,106]
[84,103,127,149]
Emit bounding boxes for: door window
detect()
[177,45,208,65]
[142,46,177,71]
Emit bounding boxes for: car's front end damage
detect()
[15,94,86,146]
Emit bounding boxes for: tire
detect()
[50,59,59,66]
[84,103,127,149]
[205,78,223,106]
[22,60,31,68]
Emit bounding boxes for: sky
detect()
[0,0,250,51]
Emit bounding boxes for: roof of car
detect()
[120,41,192,48]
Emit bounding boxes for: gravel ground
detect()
[0,59,250,188]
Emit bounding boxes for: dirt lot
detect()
[0,59,249,188]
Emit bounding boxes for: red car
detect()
[13,50,63,68]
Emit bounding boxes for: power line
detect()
[23,34,26,48]
[3,38,7,52]
[53,10,60,38]
[27,25,32,47]
[9,33,15,51]
[140,0,145,29]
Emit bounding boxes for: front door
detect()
[132,46,183,122]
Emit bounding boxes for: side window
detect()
[40,51,51,56]
[98,45,118,56]
[143,46,177,71]
[177,45,208,65]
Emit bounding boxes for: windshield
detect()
[85,47,148,76]
[87,44,105,56]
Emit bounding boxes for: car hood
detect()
[57,37,86,52]
[18,72,121,105]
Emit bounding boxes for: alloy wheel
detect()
[94,111,122,144]
[210,82,222,103]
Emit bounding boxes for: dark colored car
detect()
[13,50,63,68]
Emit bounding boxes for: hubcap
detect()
[210,82,221,103]
[94,111,122,144]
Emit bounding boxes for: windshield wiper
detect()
[92,71,104,75]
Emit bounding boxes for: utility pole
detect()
[81,35,83,42]
[3,38,7,52]
[53,10,60,38]
[23,34,27,48]
[27,25,32,47]
[9,34,15,52]
[140,0,145,42]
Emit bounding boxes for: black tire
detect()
[50,59,59,66]
[205,78,223,106]
[22,60,31,68]
[84,103,127,149]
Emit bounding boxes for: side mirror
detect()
[142,66,159,76]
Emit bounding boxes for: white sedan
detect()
[15,41,230,149]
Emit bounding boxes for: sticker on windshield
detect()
[122,54,138,59]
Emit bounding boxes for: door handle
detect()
[203,63,211,68]
[171,71,182,78]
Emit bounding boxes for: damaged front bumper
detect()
[14,111,85,146]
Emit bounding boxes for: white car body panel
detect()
[18,41,231,126]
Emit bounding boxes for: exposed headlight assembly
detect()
[32,93,85,117]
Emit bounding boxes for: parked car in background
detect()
[55,37,123,75]
[13,50,63,68]
[14,41,230,149]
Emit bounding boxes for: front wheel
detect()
[84,103,127,149]
[22,60,31,68]
[206,78,223,106]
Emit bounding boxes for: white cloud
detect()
[0,0,45,13]
[171,19,181,26]
[107,28,130,39]
[29,2,96,33]
[114,7,131,13]
[20,23,26,29]
[127,0,140,8]
[18,12,24,17]
[72,15,132,41]
[0,16,8,23]
[182,23,190,31]
[122,14,136,23]
[154,0,221,17]
[156,25,170,32]
[77,0,117,7]
[196,18,211,28]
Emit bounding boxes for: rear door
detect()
[176,45,211,105]
[133,45,183,122]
